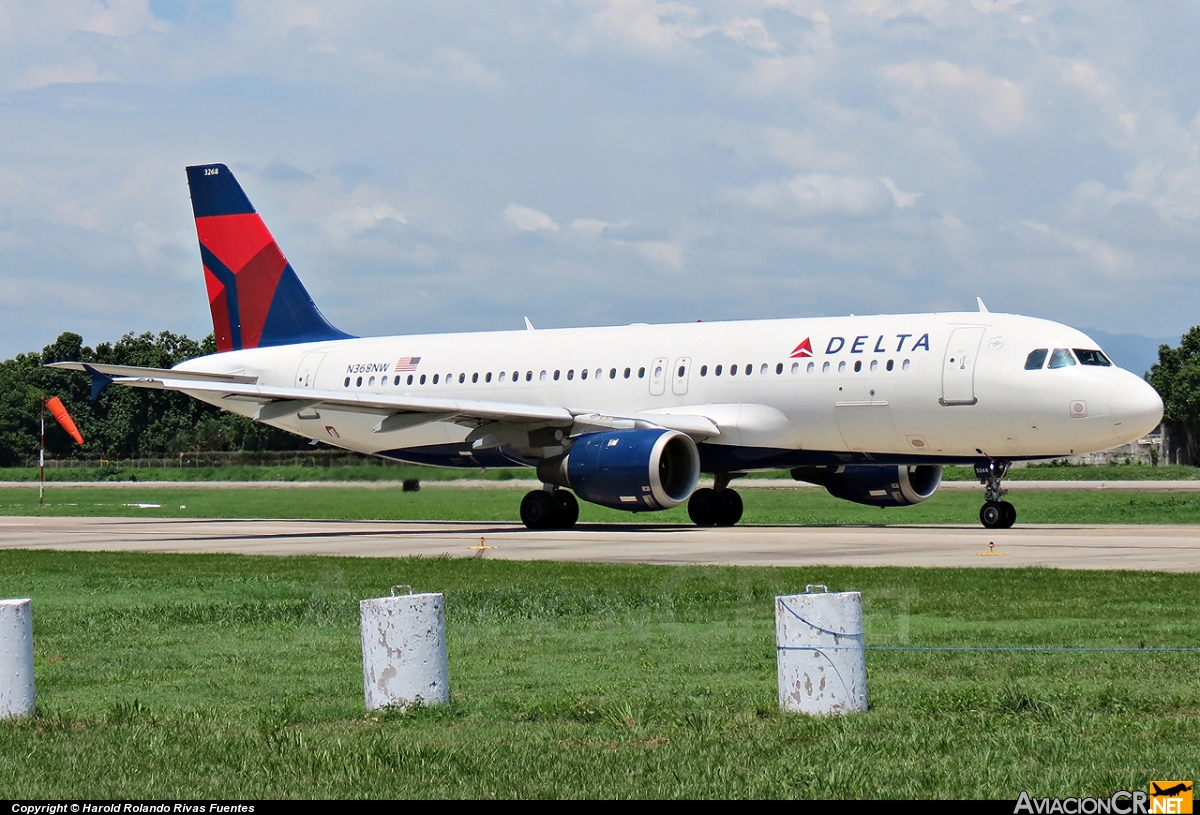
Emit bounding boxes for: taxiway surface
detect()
[2,517,1197,572]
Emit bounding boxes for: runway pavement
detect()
[2,516,1198,572]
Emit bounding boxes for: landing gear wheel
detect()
[520,490,558,530]
[980,501,1006,529]
[688,488,720,526]
[999,500,1016,529]
[976,458,1015,529]
[716,489,743,527]
[555,490,579,528]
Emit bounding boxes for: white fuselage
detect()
[175,311,1163,470]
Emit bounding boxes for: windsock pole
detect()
[39,398,45,506]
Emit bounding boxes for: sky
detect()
[0,1,1196,374]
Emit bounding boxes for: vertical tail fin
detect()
[186,163,352,352]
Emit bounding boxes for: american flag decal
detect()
[395,356,421,372]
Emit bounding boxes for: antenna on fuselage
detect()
[976,297,989,313]
[524,316,536,331]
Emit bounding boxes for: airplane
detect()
[50,163,1164,530]
[1152,784,1192,798]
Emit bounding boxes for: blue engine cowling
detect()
[537,429,700,511]
[790,464,942,507]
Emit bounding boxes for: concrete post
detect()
[0,598,35,718]
[776,585,867,716]
[360,587,449,711]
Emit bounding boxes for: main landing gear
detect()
[687,473,744,527]
[976,459,1016,529]
[520,487,579,530]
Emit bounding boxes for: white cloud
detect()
[878,177,922,209]
[737,173,890,217]
[1020,220,1133,275]
[882,60,1026,132]
[504,204,560,232]
[569,218,631,237]
[615,239,684,269]
[8,61,113,91]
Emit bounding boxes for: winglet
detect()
[976,296,989,313]
[82,364,114,401]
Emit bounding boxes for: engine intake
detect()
[538,429,700,511]
[790,464,942,507]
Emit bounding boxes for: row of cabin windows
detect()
[1024,348,1112,370]
[342,357,913,388]
[345,367,648,388]
[698,359,910,376]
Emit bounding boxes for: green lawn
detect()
[3,483,1200,524]
[3,462,1197,483]
[0,551,1195,798]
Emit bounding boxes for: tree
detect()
[1148,327,1200,466]
[0,330,306,465]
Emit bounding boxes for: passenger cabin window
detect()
[1025,349,1048,370]
[1048,348,1076,369]
[715,365,722,376]
[700,365,708,376]
[638,367,646,378]
[1074,349,1112,366]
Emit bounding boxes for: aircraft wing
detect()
[46,362,721,438]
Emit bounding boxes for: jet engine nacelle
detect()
[537,428,701,511]
[790,464,943,507]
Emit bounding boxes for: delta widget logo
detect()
[789,338,813,359]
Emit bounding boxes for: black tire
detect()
[999,500,1017,529]
[688,488,720,526]
[716,489,743,526]
[555,490,580,529]
[980,501,1005,529]
[520,490,559,530]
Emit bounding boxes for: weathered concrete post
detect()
[0,598,35,719]
[776,585,867,716]
[360,586,449,711]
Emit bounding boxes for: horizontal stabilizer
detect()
[47,362,258,384]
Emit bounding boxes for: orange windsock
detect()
[46,396,84,445]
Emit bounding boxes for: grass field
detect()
[4,462,1198,483]
[3,483,1200,525]
[0,550,1196,798]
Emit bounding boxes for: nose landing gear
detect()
[975,459,1016,529]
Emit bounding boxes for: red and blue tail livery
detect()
[186,163,352,352]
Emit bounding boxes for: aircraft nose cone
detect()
[1110,374,1163,443]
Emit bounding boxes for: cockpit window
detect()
[1074,349,1112,366]
[1047,348,1077,369]
[1025,349,1048,370]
